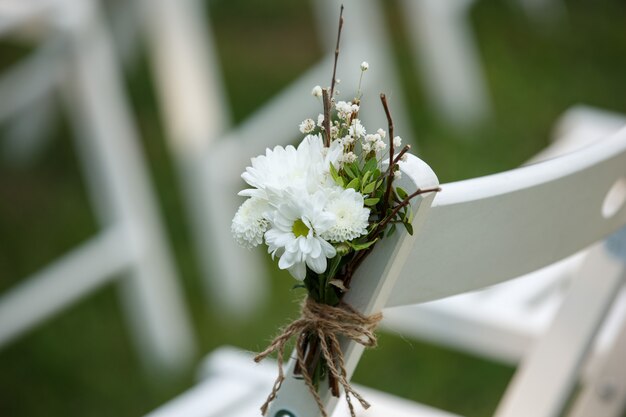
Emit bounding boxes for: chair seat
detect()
[146,346,461,417]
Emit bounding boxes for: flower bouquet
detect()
[231,6,440,417]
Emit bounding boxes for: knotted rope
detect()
[254,297,383,417]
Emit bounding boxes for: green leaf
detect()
[349,239,378,251]
[386,223,397,237]
[372,169,381,180]
[334,176,345,187]
[396,186,408,200]
[402,221,414,235]
[362,181,376,194]
[361,171,372,187]
[364,197,380,206]
[344,164,357,179]
[329,162,340,181]
[346,177,360,190]
[363,157,378,173]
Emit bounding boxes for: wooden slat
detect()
[388,127,626,307]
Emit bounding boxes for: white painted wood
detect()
[0,0,196,372]
[0,227,130,345]
[400,0,491,128]
[382,106,626,367]
[59,0,196,370]
[267,155,439,417]
[388,127,626,307]
[568,307,626,417]
[495,241,626,417]
[148,346,461,417]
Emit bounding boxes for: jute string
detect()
[254,297,383,417]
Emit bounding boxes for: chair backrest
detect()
[267,126,626,416]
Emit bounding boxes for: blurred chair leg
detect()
[399,0,492,129]
[60,0,196,372]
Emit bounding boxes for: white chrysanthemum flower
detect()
[265,190,337,280]
[349,120,366,138]
[311,85,323,97]
[360,61,369,71]
[239,134,342,199]
[231,198,269,249]
[393,136,402,148]
[321,188,370,243]
[299,118,316,134]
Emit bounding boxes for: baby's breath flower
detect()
[377,128,386,139]
[364,133,380,144]
[349,120,366,138]
[362,142,372,153]
[311,85,323,97]
[401,154,408,162]
[299,118,316,134]
[393,136,402,148]
[360,61,369,71]
[374,140,386,152]
[335,101,353,120]
[330,125,339,139]
[340,152,357,165]
[317,114,324,127]
[341,135,355,145]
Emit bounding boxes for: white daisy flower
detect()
[321,188,370,243]
[231,197,270,249]
[265,190,337,280]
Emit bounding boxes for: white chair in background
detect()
[382,105,626,371]
[0,0,196,372]
[146,124,626,416]
[138,0,412,317]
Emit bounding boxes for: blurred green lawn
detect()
[1,0,625,416]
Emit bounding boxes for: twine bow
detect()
[254,297,383,417]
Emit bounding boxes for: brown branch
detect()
[393,145,411,165]
[380,93,395,215]
[329,5,344,98]
[373,187,441,237]
[322,88,332,147]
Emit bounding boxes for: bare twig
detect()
[330,5,344,98]
[380,94,395,215]
[322,88,332,146]
[393,145,411,165]
[373,187,441,237]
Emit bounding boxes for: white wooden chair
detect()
[0,0,196,371]
[145,124,626,416]
[139,0,412,317]
[382,105,626,369]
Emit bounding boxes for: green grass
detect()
[1,0,625,416]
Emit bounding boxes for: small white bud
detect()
[299,118,316,134]
[393,136,402,148]
[360,61,369,71]
[401,154,408,162]
[311,85,323,97]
